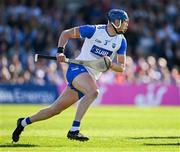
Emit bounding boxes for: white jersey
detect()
[76,24,127,80]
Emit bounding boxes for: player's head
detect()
[107,9,129,34]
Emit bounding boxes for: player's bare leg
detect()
[73,73,99,121]
[12,86,79,142]
[30,86,79,122]
[67,73,99,141]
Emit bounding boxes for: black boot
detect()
[67,130,89,141]
[12,118,24,142]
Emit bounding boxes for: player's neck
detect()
[106,24,117,36]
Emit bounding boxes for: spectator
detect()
[0,0,179,85]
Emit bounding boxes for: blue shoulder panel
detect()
[79,25,96,39]
[117,37,127,55]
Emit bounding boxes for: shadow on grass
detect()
[144,143,180,146]
[129,136,180,140]
[128,136,180,147]
[0,143,38,147]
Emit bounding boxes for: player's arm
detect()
[110,54,126,72]
[56,27,80,62]
[58,25,96,49]
[110,37,127,73]
[57,25,95,62]
[58,27,80,48]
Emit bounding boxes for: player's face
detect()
[118,20,129,33]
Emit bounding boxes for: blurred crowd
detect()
[0,0,179,85]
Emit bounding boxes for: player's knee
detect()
[88,89,99,99]
[94,89,99,98]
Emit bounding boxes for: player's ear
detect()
[114,19,121,28]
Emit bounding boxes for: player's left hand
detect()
[104,56,112,69]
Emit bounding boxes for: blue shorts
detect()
[66,63,88,99]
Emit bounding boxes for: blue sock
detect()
[70,120,80,132]
[21,117,32,127]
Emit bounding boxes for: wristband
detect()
[57,47,64,54]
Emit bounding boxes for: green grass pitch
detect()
[0,104,180,152]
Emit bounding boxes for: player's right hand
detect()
[56,53,66,62]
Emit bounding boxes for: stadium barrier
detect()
[0,83,179,106]
[0,84,59,104]
[92,83,180,106]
